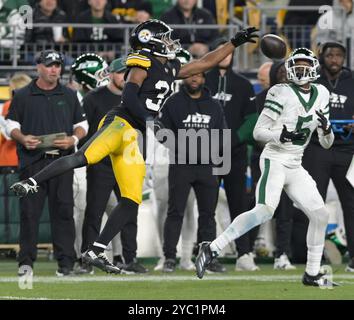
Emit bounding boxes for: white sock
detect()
[93,242,107,253]
[210,234,230,255]
[304,207,329,276]
[306,245,323,276]
[210,205,274,255]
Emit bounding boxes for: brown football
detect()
[260,34,286,59]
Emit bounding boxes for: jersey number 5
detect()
[146,80,170,112]
[293,115,313,146]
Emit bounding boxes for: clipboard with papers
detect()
[35,132,67,149]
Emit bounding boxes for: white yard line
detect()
[0,274,353,283]
[0,296,74,300]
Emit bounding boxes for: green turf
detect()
[1,259,353,300]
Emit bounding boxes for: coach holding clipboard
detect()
[6,50,88,277]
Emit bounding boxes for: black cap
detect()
[320,41,346,55]
[36,50,64,66]
[109,58,127,73]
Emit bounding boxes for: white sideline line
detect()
[0,274,354,283]
[0,296,74,300]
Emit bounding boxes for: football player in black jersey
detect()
[10,19,258,273]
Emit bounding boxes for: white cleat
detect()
[154,257,165,271]
[235,253,260,271]
[274,253,296,270]
[179,259,196,271]
[345,258,354,272]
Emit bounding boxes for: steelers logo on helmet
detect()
[130,19,181,60]
[285,48,320,86]
[138,29,152,43]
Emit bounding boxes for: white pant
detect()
[256,157,325,212]
[73,167,87,258]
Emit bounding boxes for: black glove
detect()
[231,27,259,47]
[316,111,332,135]
[280,125,306,143]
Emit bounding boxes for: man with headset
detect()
[6,49,88,276]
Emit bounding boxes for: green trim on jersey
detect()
[265,99,284,110]
[264,105,281,115]
[258,158,270,205]
[323,104,330,115]
[289,84,318,112]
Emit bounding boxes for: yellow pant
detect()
[83,116,146,204]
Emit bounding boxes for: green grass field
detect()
[1,259,353,300]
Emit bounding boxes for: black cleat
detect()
[122,258,149,274]
[74,259,94,275]
[206,258,226,274]
[163,259,176,273]
[82,250,121,274]
[56,267,74,277]
[302,272,339,287]
[10,178,38,197]
[195,242,217,279]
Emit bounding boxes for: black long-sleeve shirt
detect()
[315,68,354,152]
[160,5,219,45]
[160,86,227,165]
[205,67,257,151]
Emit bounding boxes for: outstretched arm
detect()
[177,27,258,79]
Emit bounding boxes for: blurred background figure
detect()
[70,53,109,270]
[150,48,197,272]
[73,0,123,62]
[25,0,68,45]
[161,0,219,53]
[296,41,354,272]
[0,0,28,55]
[0,73,32,170]
[110,0,153,23]
[257,61,273,91]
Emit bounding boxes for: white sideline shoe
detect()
[274,253,296,270]
[235,253,260,271]
[179,259,196,271]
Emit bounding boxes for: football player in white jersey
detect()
[196,48,338,287]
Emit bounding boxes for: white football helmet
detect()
[285,48,319,85]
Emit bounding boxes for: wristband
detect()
[72,135,79,146]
